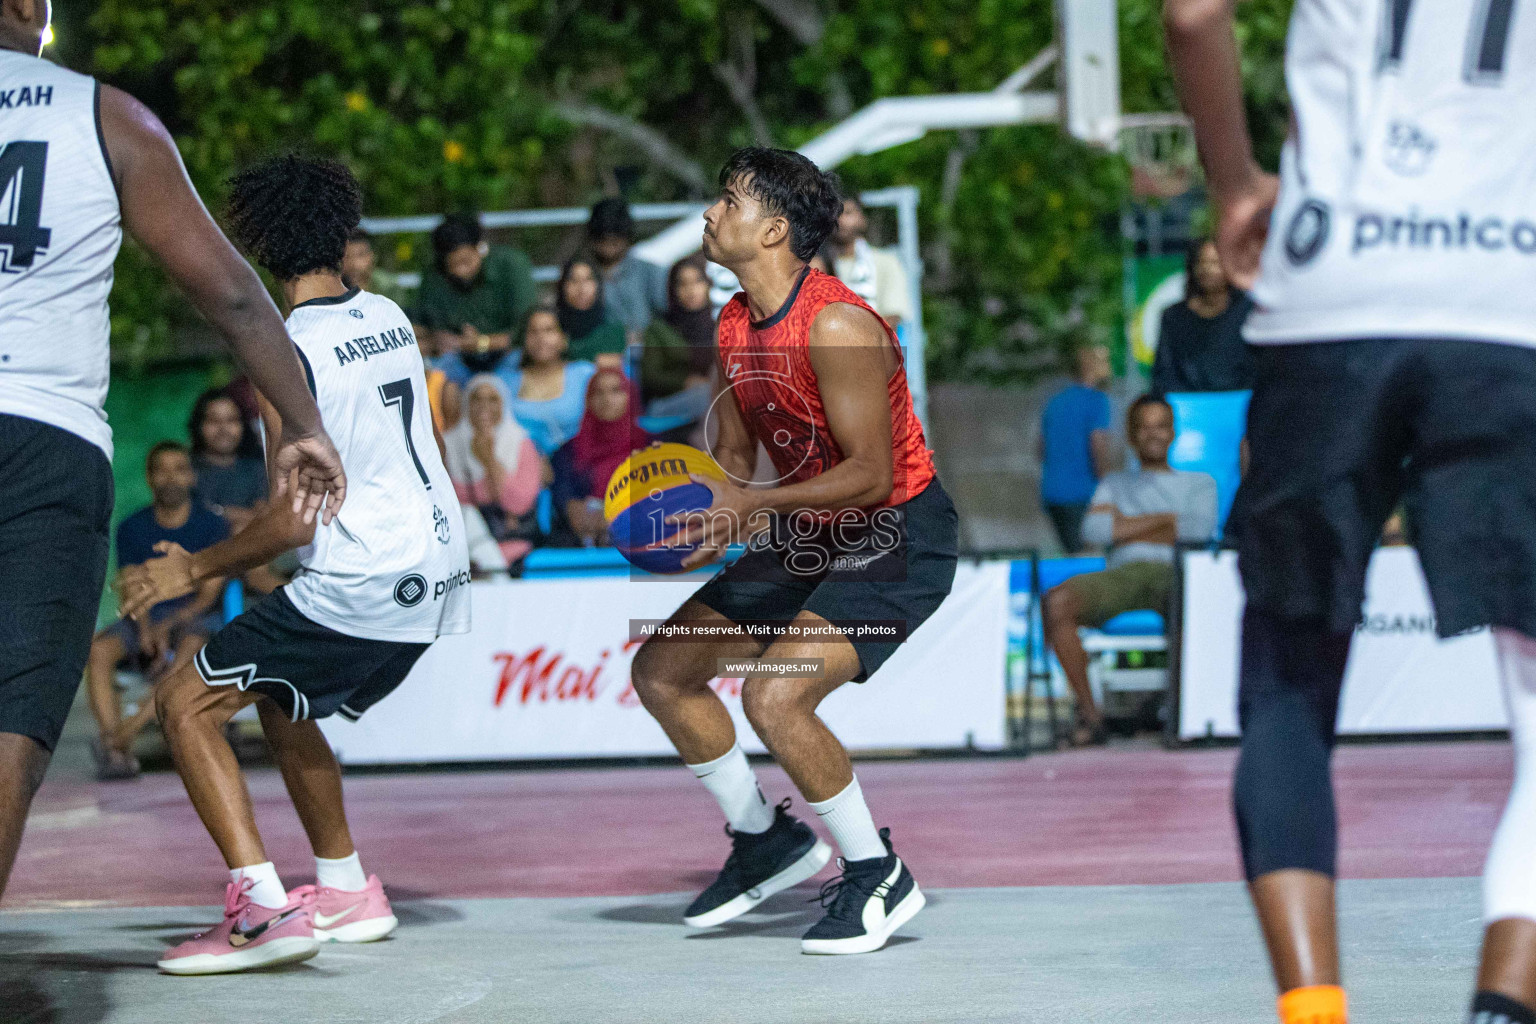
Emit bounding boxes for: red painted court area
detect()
[8,742,1511,909]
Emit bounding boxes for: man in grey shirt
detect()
[1044,393,1218,745]
[589,198,668,334]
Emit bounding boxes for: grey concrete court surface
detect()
[0,877,1484,1024]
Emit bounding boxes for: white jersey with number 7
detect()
[281,287,470,643]
[1247,0,1536,348]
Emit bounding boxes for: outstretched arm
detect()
[1164,0,1279,288]
[98,84,345,523]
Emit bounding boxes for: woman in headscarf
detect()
[445,374,546,571]
[557,255,627,366]
[639,256,718,422]
[552,367,652,547]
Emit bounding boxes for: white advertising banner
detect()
[320,562,1010,764]
[1177,548,1506,741]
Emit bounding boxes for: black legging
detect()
[1232,608,1354,880]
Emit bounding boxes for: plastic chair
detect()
[1165,390,1251,532]
[1024,556,1169,746]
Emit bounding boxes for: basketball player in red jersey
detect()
[630,148,958,956]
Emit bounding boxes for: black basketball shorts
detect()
[690,477,960,682]
[1231,338,1536,639]
[195,588,429,722]
[0,415,114,751]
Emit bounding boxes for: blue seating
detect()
[222,579,245,623]
[636,413,697,435]
[1100,609,1165,635]
[1165,390,1251,532]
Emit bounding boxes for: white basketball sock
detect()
[315,851,368,892]
[231,861,288,910]
[1485,628,1536,924]
[810,776,886,863]
[688,744,774,834]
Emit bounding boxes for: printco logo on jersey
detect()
[1352,210,1536,257]
[393,574,427,608]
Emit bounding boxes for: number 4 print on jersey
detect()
[0,141,51,272]
[1378,0,1519,83]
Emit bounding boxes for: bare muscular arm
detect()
[1164,0,1279,289]
[98,84,346,522]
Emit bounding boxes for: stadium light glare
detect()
[42,24,55,47]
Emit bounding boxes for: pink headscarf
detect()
[568,367,652,497]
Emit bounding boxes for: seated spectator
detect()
[558,255,627,366]
[341,225,413,310]
[588,197,668,334]
[1043,395,1217,747]
[1150,237,1256,394]
[1039,345,1115,553]
[639,255,717,422]
[552,368,652,547]
[189,388,266,533]
[446,375,545,573]
[86,443,229,780]
[505,307,598,455]
[418,213,537,387]
[831,196,912,329]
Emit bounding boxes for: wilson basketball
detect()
[604,443,728,574]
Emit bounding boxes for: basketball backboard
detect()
[1056,0,1122,150]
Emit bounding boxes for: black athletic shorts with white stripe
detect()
[0,415,113,750]
[196,588,429,722]
[1231,338,1536,639]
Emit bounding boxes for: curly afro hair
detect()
[225,154,363,282]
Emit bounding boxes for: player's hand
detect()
[117,542,196,621]
[665,474,768,570]
[1213,168,1280,290]
[271,428,346,526]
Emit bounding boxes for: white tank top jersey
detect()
[1248,0,1536,347]
[281,288,471,643]
[0,50,120,458]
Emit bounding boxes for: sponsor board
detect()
[320,563,1009,763]
[1177,547,1505,740]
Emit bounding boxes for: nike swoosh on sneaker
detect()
[314,903,364,929]
[228,907,302,948]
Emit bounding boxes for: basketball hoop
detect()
[1119,113,1199,201]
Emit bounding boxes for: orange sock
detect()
[1277,985,1347,1024]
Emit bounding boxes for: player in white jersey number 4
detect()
[118,156,470,976]
[0,0,348,907]
[1169,2,1536,1024]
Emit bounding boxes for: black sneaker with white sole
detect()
[683,800,832,928]
[801,828,925,955]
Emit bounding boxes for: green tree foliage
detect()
[65,0,1291,382]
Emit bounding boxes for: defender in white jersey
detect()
[0,2,345,907]
[1168,1,1536,1022]
[119,155,468,976]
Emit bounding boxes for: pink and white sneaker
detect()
[292,875,399,943]
[158,881,319,976]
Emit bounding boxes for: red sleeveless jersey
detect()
[715,268,935,508]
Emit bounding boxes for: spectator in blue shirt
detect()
[1039,345,1115,552]
[86,442,229,779]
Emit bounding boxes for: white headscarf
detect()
[444,374,531,486]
